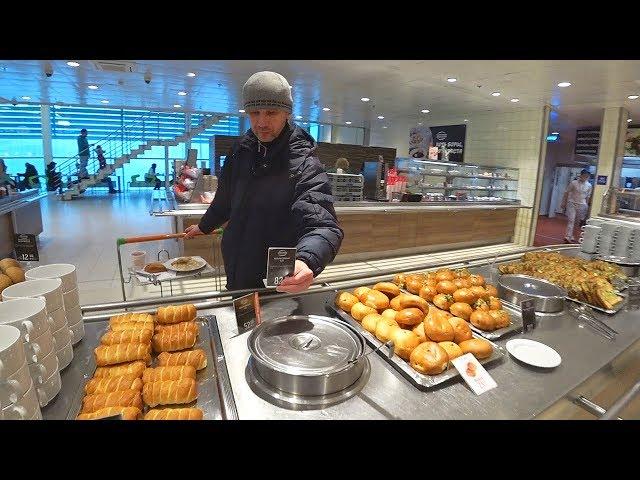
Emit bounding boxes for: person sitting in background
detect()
[0,158,17,188]
[328,157,350,174]
[96,145,107,170]
[17,162,40,191]
[145,163,162,190]
[560,169,592,243]
[45,162,62,193]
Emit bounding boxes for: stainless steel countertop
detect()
[0,190,47,216]
[204,263,640,420]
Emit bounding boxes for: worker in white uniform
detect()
[561,169,592,243]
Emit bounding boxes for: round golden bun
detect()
[381,309,397,321]
[488,309,511,328]
[391,329,421,360]
[351,302,377,321]
[438,341,463,361]
[362,313,384,334]
[4,267,24,284]
[392,273,406,288]
[375,318,400,342]
[450,302,472,321]
[447,317,473,343]
[470,310,496,331]
[0,258,20,273]
[0,274,12,293]
[353,286,371,299]
[373,282,401,299]
[361,289,390,310]
[399,294,429,314]
[412,322,428,343]
[424,312,455,342]
[410,342,448,375]
[395,308,425,327]
[335,291,359,312]
[405,277,424,295]
[459,338,493,359]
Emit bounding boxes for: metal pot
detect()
[594,255,640,277]
[247,315,366,397]
[498,274,567,313]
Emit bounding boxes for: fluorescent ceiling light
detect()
[21,96,31,100]
[551,131,559,135]
[345,121,352,125]
[361,97,370,102]
[187,72,196,77]
[238,109,245,113]
[464,119,468,122]
[491,92,501,97]
[557,82,571,88]
[178,91,187,96]
[510,98,519,103]
[382,126,388,129]
[322,107,330,111]
[101,100,109,104]
[447,77,457,83]
[421,109,430,113]
[67,61,80,67]
[88,85,98,90]
[173,104,182,108]
[377,115,384,119]
[56,120,71,126]
[295,115,303,119]
[628,95,639,100]
[628,119,633,123]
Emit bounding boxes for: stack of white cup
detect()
[597,223,620,255]
[0,298,62,409]
[25,264,83,345]
[2,279,74,372]
[613,225,634,257]
[580,225,601,254]
[0,324,43,420]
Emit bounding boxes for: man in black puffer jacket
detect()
[184,71,343,293]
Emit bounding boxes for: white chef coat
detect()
[566,179,592,205]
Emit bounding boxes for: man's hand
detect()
[183,224,203,239]
[276,260,314,294]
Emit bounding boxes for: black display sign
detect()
[14,234,39,262]
[575,128,600,156]
[521,299,536,332]
[234,292,262,334]
[430,124,467,163]
[597,175,608,186]
[265,247,296,288]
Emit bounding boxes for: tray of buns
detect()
[328,304,505,390]
[67,305,223,420]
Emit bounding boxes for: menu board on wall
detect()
[625,127,640,157]
[575,128,600,156]
[408,124,466,162]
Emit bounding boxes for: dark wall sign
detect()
[575,128,600,156]
[597,175,608,185]
[14,234,39,262]
[409,124,466,162]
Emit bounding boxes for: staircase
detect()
[58,113,221,200]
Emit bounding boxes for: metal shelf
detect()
[409,171,518,181]
[417,186,518,192]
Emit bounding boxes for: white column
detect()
[40,105,53,165]
[592,107,630,215]
[164,145,170,191]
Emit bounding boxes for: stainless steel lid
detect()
[498,274,567,299]
[247,315,365,376]
[595,255,640,266]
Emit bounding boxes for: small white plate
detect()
[506,339,561,368]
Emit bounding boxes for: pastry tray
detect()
[66,315,223,420]
[565,292,628,315]
[327,305,505,391]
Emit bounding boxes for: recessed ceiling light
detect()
[628,119,633,123]
[382,126,388,129]
[345,121,352,125]
[295,115,303,119]
[21,96,31,100]
[173,104,182,108]
[88,85,98,90]
[421,109,430,113]
[238,109,245,113]
[67,61,80,67]
[361,97,370,102]
[447,77,457,83]
[551,131,559,135]
[557,82,572,88]
[377,115,385,119]
[101,100,109,104]
[187,72,196,77]
[628,95,639,100]
[510,98,520,103]
[178,91,187,96]
[303,122,308,125]
[491,92,501,97]
[418,122,423,125]
[464,119,468,122]
[56,120,71,126]
[322,107,330,111]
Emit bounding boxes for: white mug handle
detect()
[21,320,34,343]
[33,363,46,384]
[8,404,28,420]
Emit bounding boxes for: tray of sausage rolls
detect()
[67,304,222,420]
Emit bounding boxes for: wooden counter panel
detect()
[336,208,517,257]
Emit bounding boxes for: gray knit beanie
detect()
[243,71,293,113]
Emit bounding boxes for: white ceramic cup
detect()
[2,379,41,420]
[27,326,56,365]
[36,368,62,407]
[0,359,31,408]
[131,250,147,270]
[0,297,50,344]
[24,263,77,294]
[28,347,59,386]
[56,340,74,371]
[65,304,83,328]
[62,288,80,311]
[48,305,68,332]
[2,278,64,313]
[0,325,27,378]
[69,320,85,346]
[52,323,72,352]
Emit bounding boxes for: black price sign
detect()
[266,247,296,287]
[521,299,536,332]
[14,234,39,262]
[234,292,262,334]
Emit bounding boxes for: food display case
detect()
[397,158,520,203]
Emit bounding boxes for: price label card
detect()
[233,292,262,334]
[451,353,497,395]
[265,247,296,288]
[521,298,536,332]
[14,234,39,262]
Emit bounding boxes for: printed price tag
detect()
[451,353,497,395]
[265,247,296,288]
[233,292,262,334]
[521,298,536,332]
[14,234,39,262]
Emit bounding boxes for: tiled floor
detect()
[35,192,527,306]
[534,215,577,246]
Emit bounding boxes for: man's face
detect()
[248,109,289,142]
[82,131,87,137]
[580,173,590,182]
